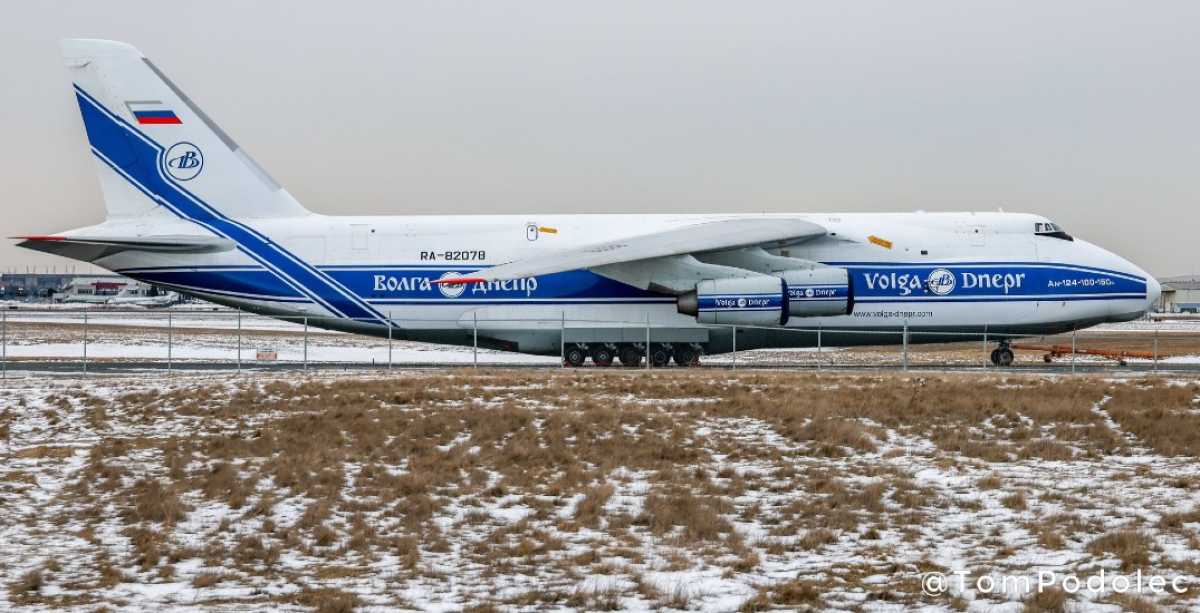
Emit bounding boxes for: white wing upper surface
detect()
[445,218,827,284]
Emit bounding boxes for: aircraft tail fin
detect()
[60,38,310,221]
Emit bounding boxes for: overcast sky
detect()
[2,1,1196,276]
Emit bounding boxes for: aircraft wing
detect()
[438,218,827,284]
[14,235,235,262]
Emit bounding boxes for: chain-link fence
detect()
[1,307,1197,378]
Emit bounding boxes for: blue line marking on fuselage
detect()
[111,262,1147,309]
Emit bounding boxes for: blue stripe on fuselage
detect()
[114,263,1147,307]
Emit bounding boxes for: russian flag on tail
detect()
[124,100,181,125]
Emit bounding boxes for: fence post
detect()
[731,325,737,370]
[817,324,822,371]
[2,309,6,381]
[236,310,242,373]
[472,311,478,368]
[645,313,651,370]
[1071,327,1076,375]
[1153,326,1159,372]
[303,316,308,372]
[167,311,173,376]
[387,312,393,371]
[82,310,88,378]
[560,311,566,368]
[983,325,988,369]
[902,320,909,371]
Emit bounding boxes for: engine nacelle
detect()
[779,267,852,317]
[677,276,789,326]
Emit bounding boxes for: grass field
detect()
[3,370,1200,611]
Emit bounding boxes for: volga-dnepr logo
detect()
[164,142,203,181]
[436,272,466,298]
[926,268,957,296]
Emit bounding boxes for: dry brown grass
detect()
[293,587,361,613]
[191,573,223,588]
[573,483,615,528]
[1002,490,1028,511]
[741,577,824,611]
[1106,383,1200,457]
[1108,593,1167,613]
[638,487,732,543]
[1023,585,1069,612]
[8,569,43,601]
[1086,529,1155,570]
[19,369,1196,611]
[977,474,1003,489]
[127,479,186,524]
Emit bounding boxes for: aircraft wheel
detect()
[564,345,587,367]
[590,345,615,367]
[672,344,700,367]
[650,345,672,368]
[991,347,1014,367]
[618,345,644,368]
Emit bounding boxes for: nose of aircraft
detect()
[1076,238,1159,316]
[1146,275,1162,311]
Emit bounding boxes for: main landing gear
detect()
[990,340,1015,367]
[563,343,703,368]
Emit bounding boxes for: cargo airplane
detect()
[16,39,1160,367]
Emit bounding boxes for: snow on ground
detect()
[0,340,556,365]
[2,370,1200,611]
[3,308,337,333]
[0,311,558,367]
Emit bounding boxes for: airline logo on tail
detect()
[124,100,181,125]
[164,142,203,181]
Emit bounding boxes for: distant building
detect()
[0,272,179,306]
[55,276,179,305]
[1159,276,1200,313]
[0,272,96,299]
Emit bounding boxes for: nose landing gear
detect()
[990,341,1014,367]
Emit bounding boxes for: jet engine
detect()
[676,276,789,326]
[778,267,852,316]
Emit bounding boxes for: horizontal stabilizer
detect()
[14,235,235,262]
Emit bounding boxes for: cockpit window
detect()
[1034,221,1073,241]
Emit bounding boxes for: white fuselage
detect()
[48,40,1157,358]
[84,210,1157,355]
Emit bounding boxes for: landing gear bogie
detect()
[565,342,705,368]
